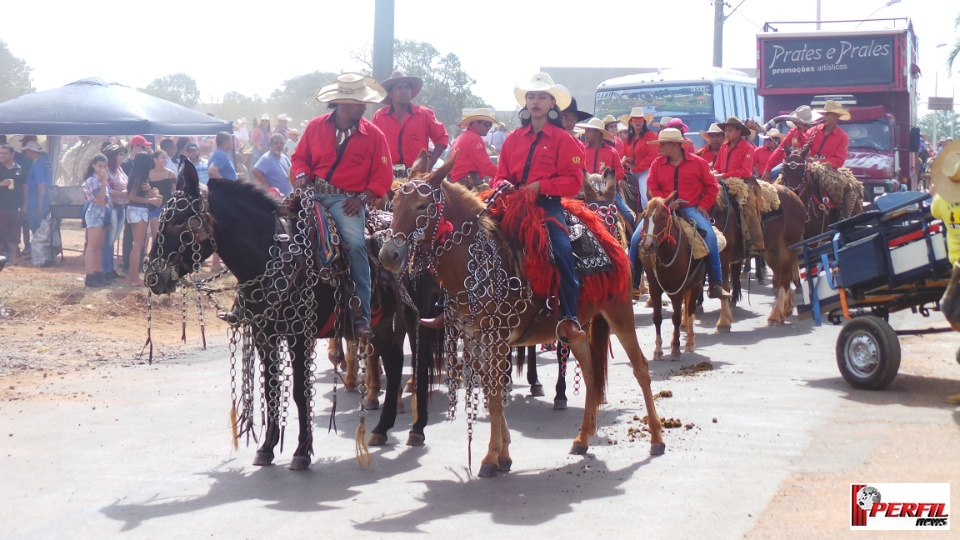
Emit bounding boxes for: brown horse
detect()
[379,153,665,478]
[714,179,807,328]
[583,167,633,249]
[638,194,706,359]
[778,144,863,241]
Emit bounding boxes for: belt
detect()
[393,164,408,179]
[312,177,361,197]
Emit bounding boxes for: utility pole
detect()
[713,0,724,68]
[372,0,395,84]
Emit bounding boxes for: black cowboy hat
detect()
[563,97,593,122]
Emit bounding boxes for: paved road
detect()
[2,286,958,538]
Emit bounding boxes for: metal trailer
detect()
[792,191,952,389]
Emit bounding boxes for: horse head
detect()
[379,149,457,272]
[583,167,618,206]
[780,152,807,190]
[640,192,677,253]
[144,158,216,295]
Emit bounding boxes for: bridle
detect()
[146,191,218,286]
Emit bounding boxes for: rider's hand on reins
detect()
[522,181,541,196]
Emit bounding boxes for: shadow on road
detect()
[804,374,960,416]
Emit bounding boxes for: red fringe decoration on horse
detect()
[483,190,629,307]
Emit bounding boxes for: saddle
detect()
[675,217,726,259]
[482,190,629,306]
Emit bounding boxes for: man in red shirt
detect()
[577,117,633,228]
[806,100,850,169]
[292,73,393,338]
[753,128,784,176]
[645,128,730,299]
[761,105,819,181]
[714,116,764,255]
[372,70,449,178]
[602,115,625,156]
[448,108,500,189]
[695,123,723,168]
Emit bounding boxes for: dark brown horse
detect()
[379,153,665,477]
[638,194,706,359]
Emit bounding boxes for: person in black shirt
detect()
[0,144,26,260]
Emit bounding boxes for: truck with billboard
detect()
[757,19,920,200]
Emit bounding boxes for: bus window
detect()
[741,86,753,118]
[725,85,736,118]
[714,84,725,120]
[734,86,746,119]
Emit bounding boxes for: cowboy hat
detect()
[317,73,387,104]
[601,115,618,126]
[814,100,851,121]
[513,72,572,110]
[717,116,752,138]
[22,141,43,153]
[763,128,785,141]
[786,105,822,128]
[259,114,271,122]
[647,128,688,145]
[276,113,292,122]
[380,70,424,101]
[575,117,614,141]
[619,106,655,128]
[286,128,301,136]
[931,139,960,203]
[459,108,502,129]
[699,123,723,140]
[563,96,592,122]
[652,116,673,128]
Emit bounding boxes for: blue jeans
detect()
[769,163,782,179]
[315,194,370,324]
[629,218,644,288]
[101,206,125,273]
[677,206,723,285]
[614,192,636,229]
[539,196,579,320]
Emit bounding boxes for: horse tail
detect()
[588,315,610,404]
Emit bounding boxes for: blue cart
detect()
[792,191,953,390]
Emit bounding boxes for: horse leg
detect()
[364,345,383,411]
[670,294,683,357]
[525,346,544,397]
[716,255,733,333]
[253,335,281,467]
[652,287,664,360]
[568,332,599,455]
[369,331,404,446]
[683,288,696,353]
[478,351,510,478]
[606,306,666,456]
[554,344,569,410]
[407,325,436,447]
[289,334,313,470]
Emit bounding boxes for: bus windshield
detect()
[843,120,892,152]
[595,85,714,119]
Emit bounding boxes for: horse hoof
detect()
[684,346,695,353]
[530,384,545,397]
[364,398,380,410]
[252,451,274,466]
[716,325,731,334]
[396,401,405,414]
[767,319,784,326]
[653,352,663,361]
[650,442,667,456]
[569,442,589,455]
[478,463,500,478]
[288,455,311,470]
[343,383,358,393]
[406,432,425,446]
[498,458,513,472]
[553,399,567,410]
[670,349,681,357]
[368,432,389,446]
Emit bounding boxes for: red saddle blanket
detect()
[482,190,629,307]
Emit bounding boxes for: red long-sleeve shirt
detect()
[448,128,497,181]
[372,104,450,168]
[290,113,393,197]
[695,145,719,168]
[804,125,849,169]
[613,137,625,156]
[765,126,807,175]
[491,123,585,197]
[584,142,625,180]
[753,145,782,175]
[648,149,719,212]
[624,130,658,173]
[715,138,756,179]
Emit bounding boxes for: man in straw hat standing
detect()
[760,105,820,181]
[646,128,730,299]
[602,115,625,156]
[448,108,500,189]
[373,70,449,178]
[929,140,960,404]
[714,116,764,256]
[577,117,633,228]
[695,123,724,168]
[291,73,393,338]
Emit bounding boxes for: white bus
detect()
[594,67,761,147]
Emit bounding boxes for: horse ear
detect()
[430,149,457,188]
[178,156,201,198]
[410,149,431,176]
[602,166,617,191]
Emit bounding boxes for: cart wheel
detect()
[835,315,901,390]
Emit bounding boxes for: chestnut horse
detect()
[379,153,665,478]
[638,194,706,359]
[779,151,863,240]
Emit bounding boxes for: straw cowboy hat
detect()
[513,72,572,110]
[563,96,592,122]
[646,128,688,145]
[575,117,614,141]
[717,116,752,138]
[259,114,272,122]
[786,105,822,128]
[380,70,424,100]
[276,113,292,123]
[317,73,387,104]
[459,108,502,129]
[699,122,723,140]
[601,115,618,126]
[814,100,850,121]
[763,128,785,141]
[619,106,655,128]
[931,139,960,203]
[286,128,301,137]
[652,116,673,128]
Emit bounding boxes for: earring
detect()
[547,109,559,120]
[519,109,531,120]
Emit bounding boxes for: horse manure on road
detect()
[679,361,714,376]
[654,389,673,400]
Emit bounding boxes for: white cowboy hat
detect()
[601,115,618,126]
[932,139,960,203]
[22,141,44,153]
[619,107,655,129]
[276,113,292,122]
[786,105,822,128]
[380,70,424,101]
[617,122,628,132]
[699,122,723,140]
[652,116,673,128]
[647,128,688,145]
[763,128,785,141]
[513,72,572,110]
[317,73,388,104]
[459,108,502,129]
[575,117,614,141]
[813,100,851,121]
[259,114,271,122]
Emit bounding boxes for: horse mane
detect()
[207,178,281,214]
[644,196,668,219]
[440,180,497,235]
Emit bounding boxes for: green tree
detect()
[918,110,960,142]
[140,73,200,107]
[210,91,266,124]
[267,71,339,125]
[355,39,489,127]
[0,40,34,102]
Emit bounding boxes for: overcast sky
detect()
[2,0,956,117]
